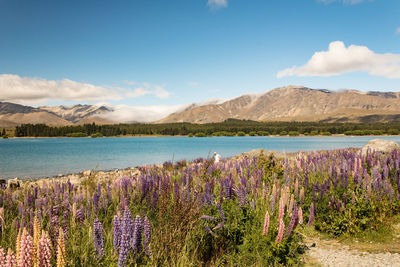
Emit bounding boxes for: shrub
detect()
[388,129,399,135]
[91,132,103,138]
[321,131,331,136]
[249,131,257,136]
[257,131,269,136]
[236,131,246,136]
[194,132,207,137]
[279,131,287,136]
[66,132,87,137]
[288,131,300,136]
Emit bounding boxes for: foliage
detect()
[1,148,400,265]
[14,119,400,137]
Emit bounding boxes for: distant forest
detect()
[11,119,400,137]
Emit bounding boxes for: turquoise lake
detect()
[1,136,400,180]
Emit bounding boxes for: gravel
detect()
[306,238,400,267]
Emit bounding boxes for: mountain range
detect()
[1,86,400,127]
[0,102,113,127]
[158,86,400,124]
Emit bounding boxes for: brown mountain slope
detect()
[0,112,73,126]
[157,86,400,123]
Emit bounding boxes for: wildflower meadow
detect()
[1,148,400,266]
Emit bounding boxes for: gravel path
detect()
[306,238,400,267]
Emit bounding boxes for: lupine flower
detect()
[118,233,130,267]
[93,218,105,257]
[213,222,224,230]
[33,216,41,267]
[200,215,217,220]
[143,216,151,257]
[56,227,66,267]
[286,203,298,237]
[16,227,21,263]
[39,231,52,267]
[132,215,143,253]
[113,214,123,252]
[6,248,17,267]
[298,207,303,225]
[307,203,314,226]
[204,225,214,235]
[263,211,270,236]
[18,228,34,267]
[278,198,284,223]
[275,219,285,243]
[216,203,225,222]
[0,247,5,266]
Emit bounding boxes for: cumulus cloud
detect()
[317,0,372,4]
[277,41,400,79]
[207,0,228,10]
[0,74,171,105]
[99,103,191,123]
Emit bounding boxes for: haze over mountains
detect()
[1,86,400,127]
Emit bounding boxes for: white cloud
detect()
[277,41,400,79]
[187,81,199,87]
[318,0,372,4]
[0,74,121,105]
[397,27,400,34]
[125,83,170,99]
[99,103,191,123]
[0,74,171,105]
[207,0,228,10]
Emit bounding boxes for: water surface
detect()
[1,136,400,179]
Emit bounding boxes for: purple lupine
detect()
[113,214,123,252]
[286,203,298,237]
[118,233,130,267]
[143,216,151,257]
[307,203,314,226]
[216,203,225,223]
[204,225,214,235]
[93,218,105,257]
[213,222,224,230]
[131,215,143,253]
[200,215,217,220]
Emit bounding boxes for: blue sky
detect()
[0,0,399,120]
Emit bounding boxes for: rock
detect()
[7,177,22,188]
[0,179,6,188]
[361,139,400,155]
[83,170,92,176]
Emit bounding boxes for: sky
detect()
[0,0,399,121]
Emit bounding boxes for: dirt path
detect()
[304,236,400,267]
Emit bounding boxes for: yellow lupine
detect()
[15,227,22,263]
[56,227,66,267]
[33,216,41,267]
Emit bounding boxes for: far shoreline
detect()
[5,133,400,139]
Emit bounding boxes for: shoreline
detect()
[5,134,400,139]
[8,147,354,185]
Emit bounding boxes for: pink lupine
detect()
[39,231,52,267]
[6,248,17,267]
[275,219,285,243]
[298,207,303,225]
[278,198,284,224]
[18,228,33,267]
[0,247,5,266]
[262,211,270,236]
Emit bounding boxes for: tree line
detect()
[13,119,400,137]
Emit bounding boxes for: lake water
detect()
[1,136,400,180]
